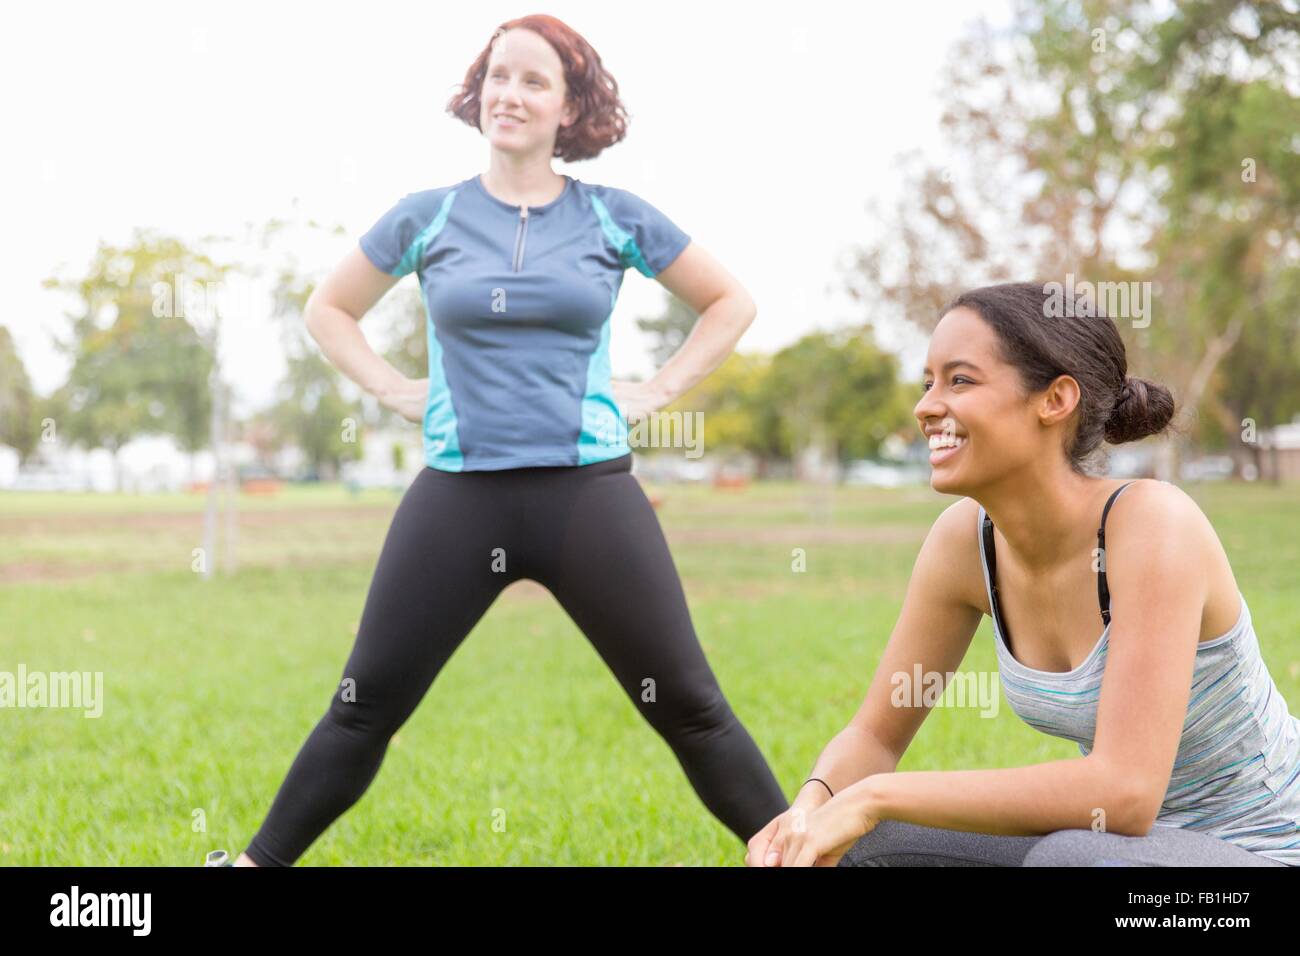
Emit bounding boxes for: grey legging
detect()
[837,820,1289,867]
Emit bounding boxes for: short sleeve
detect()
[358,193,421,277]
[612,190,691,278]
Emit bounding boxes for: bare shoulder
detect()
[1105,479,1240,626]
[1109,478,1213,537]
[932,494,985,537]
[916,496,989,616]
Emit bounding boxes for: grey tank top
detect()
[976,485,1300,865]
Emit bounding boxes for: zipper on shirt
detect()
[512,205,529,272]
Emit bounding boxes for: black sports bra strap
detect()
[1097,481,1137,627]
[981,510,1012,649]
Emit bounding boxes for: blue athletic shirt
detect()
[358,173,691,471]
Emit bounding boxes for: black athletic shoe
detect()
[204,849,234,867]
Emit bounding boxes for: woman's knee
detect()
[1021,825,1284,867]
[1024,827,1190,868]
[836,820,1024,867]
[837,820,933,867]
[1022,828,1140,867]
[648,684,736,742]
[322,681,409,742]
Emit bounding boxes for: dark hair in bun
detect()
[942,282,1178,475]
[1104,376,1176,444]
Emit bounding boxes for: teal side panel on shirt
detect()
[588,194,655,278]
[423,298,465,471]
[578,293,631,465]
[396,190,458,277]
[407,190,464,470]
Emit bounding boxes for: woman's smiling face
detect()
[914,306,1054,494]
[479,28,577,157]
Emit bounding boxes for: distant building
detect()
[1,434,206,492]
[1258,421,1300,483]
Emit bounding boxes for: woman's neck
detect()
[481,153,566,206]
[976,464,1114,573]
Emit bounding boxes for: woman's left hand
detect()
[779,790,882,867]
[611,379,668,427]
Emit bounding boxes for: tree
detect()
[846,0,1300,478]
[269,350,365,479]
[761,329,913,468]
[268,265,365,479]
[667,351,781,463]
[43,231,219,488]
[374,283,431,432]
[636,294,699,368]
[1138,4,1300,469]
[0,326,40,462]
[379,284,430,379]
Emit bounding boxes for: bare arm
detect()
[302,246,422,419]
[630,242,757,410]
[802,498,987,804]
[746,498,986,865]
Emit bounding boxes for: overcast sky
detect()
[3,0,1014,416]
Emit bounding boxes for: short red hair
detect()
[446,14,629,162]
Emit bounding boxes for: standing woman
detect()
[227,14,787,866]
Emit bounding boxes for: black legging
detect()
[244,452,788,866]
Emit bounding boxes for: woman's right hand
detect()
[745,789,831,867]
[378,376,428,425]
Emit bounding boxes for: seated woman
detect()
[747,281,1300,867]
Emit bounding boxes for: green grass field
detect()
[2,477,1298,866]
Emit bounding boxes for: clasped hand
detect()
[745,788,881,868]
